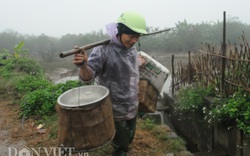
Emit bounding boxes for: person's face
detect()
[120,34,141,49]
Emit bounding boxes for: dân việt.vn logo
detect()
[7,145,89,156]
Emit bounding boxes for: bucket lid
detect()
[57,85,109,108]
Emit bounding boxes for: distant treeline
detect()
[1,18,250,61]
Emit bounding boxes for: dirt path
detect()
[0,101,26,155]
[0,100,58,155]
[0,101,10,156]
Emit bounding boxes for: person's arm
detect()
[79,65,93,81]
[73,49,93,81]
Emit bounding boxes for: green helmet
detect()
[117,11,147,34]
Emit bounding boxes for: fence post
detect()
[188,51,191,84]
[171,55,175,95]
[221,11,226,96]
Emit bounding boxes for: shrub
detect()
[15,75,52,94]
[0,41,44,78]
[175,83,215,112]
[20,80,81,118]
[208,89,250,136]
[1,41,84,119]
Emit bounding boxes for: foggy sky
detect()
[0,0,249,37]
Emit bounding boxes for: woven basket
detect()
[138,79,159,113]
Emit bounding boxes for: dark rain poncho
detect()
[81,35,140,120]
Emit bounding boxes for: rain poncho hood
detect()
[81,23,140,120]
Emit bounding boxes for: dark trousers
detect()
[112,117,137,156]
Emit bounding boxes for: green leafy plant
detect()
[1,41,44,77]
[207,89,250,136]
[141,118,156,130]
[15,75,52,94]
[1,41,85,120]
[20,80,81,118]
[167,138,187,152]
[175,83,250,136]
[175,83,215,112]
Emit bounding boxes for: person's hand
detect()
[73,46,88,67]
[73,47,92,81]
[138,54,146,67]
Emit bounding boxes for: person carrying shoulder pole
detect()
[73,11,147,156]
